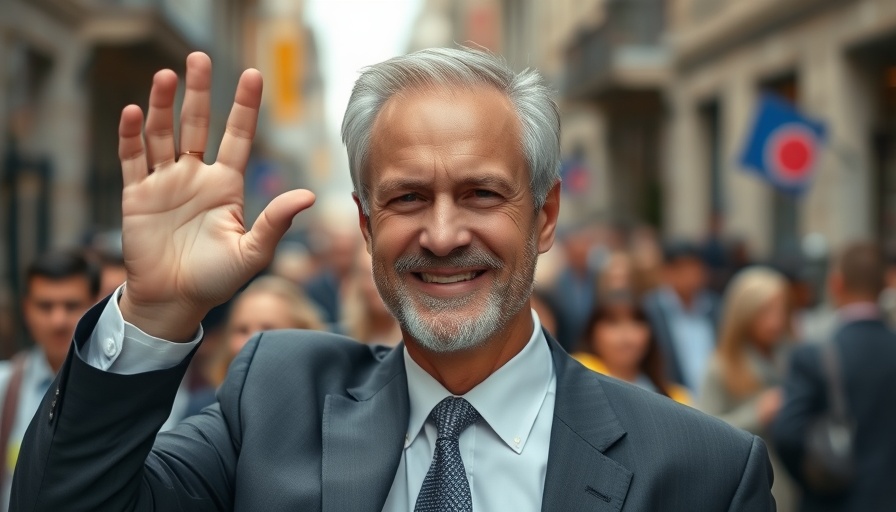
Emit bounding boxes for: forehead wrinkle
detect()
[366,85,527,193]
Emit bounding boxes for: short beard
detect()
[372,233,538,354]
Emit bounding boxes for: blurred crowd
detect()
[2,216,896,511]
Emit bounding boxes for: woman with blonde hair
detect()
[699,266,799,511]
[212,275,325,385]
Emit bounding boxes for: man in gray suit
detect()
[12,48,774,511]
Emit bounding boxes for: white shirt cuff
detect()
[84,284,203,375]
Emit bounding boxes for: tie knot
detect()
[431,397,480,441]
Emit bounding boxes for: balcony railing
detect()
[564,0,668,98]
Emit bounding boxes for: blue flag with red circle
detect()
[739,94,827,196]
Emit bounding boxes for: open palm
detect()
[117,53,315,340]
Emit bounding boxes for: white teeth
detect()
[420,272,478,284]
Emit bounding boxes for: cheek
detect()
[592,327,618,352]
[370,218,413,263]
[629,328,651,355]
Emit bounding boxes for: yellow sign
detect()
[273,35,306,123]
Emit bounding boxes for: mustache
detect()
[394,246,504,273]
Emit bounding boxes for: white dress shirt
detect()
[659,287,715,395]
[383,310,556,511]
[0,348,54,510]
[85,286,557,510]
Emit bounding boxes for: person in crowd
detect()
[0,250,99,509]
[597,250,636,300]
[212,275,324,385]
[574,293,691,405]
[13,48,773,511]
[629,224,664,297]
[699,266,800,511]
[548,225,599,351]
[643,240,721,395]
[340,249,402,346]
[774,241,896,511]
[702,212,730,295]
[303,216,361,326]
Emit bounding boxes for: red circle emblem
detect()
[763,123,818,185]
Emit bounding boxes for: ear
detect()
[536,182,561,254]
[353,193,373,254]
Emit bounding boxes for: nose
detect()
[49,305,70,328]
[418,196,472,257]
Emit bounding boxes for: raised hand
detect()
[117,52,315,341]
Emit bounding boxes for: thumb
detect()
[240,189,316,273]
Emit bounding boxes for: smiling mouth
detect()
[414,271,485,284]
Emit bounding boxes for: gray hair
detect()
[341,47,561,215]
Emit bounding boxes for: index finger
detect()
[215,69,263,173]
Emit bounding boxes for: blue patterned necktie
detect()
[414,397,481,512]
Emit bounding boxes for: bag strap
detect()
[821,341,850,421]
[0,353,28,486]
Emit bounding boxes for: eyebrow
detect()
[374,174,517,197]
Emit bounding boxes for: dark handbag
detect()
[801,341,856,494]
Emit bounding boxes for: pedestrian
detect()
[642,240,722,395]
[574,293,691,405]
[774,241,896,511]
[339,248,402,346]
[211,275,324,385]
[699,266,800,511]
[0,250,99,509]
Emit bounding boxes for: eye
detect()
[395,193,418,203]
[473,188,498,199]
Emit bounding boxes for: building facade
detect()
[667,0,896,258]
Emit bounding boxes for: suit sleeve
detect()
[771,343,824,485]
[10,298,259,512]
[727,436,777,512]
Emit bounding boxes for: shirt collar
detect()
[402,309,554,454]
[659,286,711,316]
[836,302,880,324]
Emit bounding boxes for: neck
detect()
[404,306,534,395]
[675,289,696,309]
[40,351,63,374]
[752,341,774,359]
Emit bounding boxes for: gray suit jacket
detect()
[12,298,774,511]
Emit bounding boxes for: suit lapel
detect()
[542,335,633,511]
[321,345,409,512]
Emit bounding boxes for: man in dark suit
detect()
[642,241,721,395]
[773,241,896,511]
[12,48,774,511]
